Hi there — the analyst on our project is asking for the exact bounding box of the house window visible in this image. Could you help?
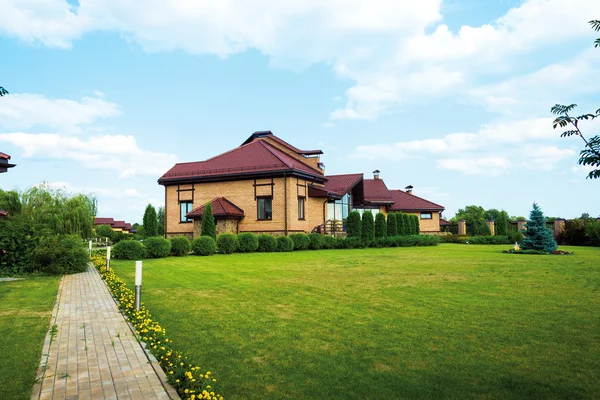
[298,197,305,220]
[420,212,432,220]
[180,201,193,223]
[257,197,272,220]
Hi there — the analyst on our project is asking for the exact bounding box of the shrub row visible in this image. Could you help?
[91,256,224,400]
[439,235,513,244]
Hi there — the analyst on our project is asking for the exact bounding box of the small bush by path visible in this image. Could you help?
[192,236,217,256]
[170,236,192,256]
[113,240,146,260]
[144,237,172,258]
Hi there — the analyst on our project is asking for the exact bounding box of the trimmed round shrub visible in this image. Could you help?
[144,236,172,258]
[192,236,216,256]
[322,235,336,249]
[170,236,192,256]
[276,236,294,252]
[237,232,259,252]
[334,237,348,249]
[257,234,277,252]
[113,240,146,260]
[289,233,310,250]
[33,235,89,274]
[217,233,237,254]
[308,233,324,250]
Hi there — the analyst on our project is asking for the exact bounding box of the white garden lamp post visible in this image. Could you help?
[88,240,92,256]
[106,246,111,271]
[134,261,142,310]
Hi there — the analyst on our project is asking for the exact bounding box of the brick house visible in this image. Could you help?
[158,131,445,239]
[94,217,134,234]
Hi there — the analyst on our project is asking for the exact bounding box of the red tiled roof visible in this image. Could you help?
[0,210,8,217]
[112,220,127,229]
[322,173,363,197]
[363,179,394,204]
[159,140,324,184]
[388,190,445,211]
[124,223,132,231]
[440,218,452,226]
[0,152,11,160]
[95,217,115,225]
[187,197,244,219]
[241,131,323,155]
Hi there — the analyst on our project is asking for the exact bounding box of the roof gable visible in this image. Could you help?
[95,217,115,225]
[363,179,393,204]
[187,197,244,219]
[322,173,363,197]
[159,140,324,184]
[388,190,444,211]
[241,131,323,156]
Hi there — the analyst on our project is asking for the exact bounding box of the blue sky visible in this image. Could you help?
[1,0,599,223]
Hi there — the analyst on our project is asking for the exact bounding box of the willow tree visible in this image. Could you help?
[0,189,22,215]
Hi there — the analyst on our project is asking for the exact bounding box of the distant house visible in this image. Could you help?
[159,131,446,239]
[94,217,134,234]
[0,151,16,173]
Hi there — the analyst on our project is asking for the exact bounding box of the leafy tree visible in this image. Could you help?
[551,21,600,179]
[386,212,397,236]
[201,202,216,239]
[0,189,22,215]
[495,211,509,236]
[483,208,501,222]
[347,211,362,238]
[361,211,375,245]
[142,204,158,238]
[520,203,558,252]
[0,86,7,96]
[375,213,387,238]
[95,224,114,239]
[157,206,165,236]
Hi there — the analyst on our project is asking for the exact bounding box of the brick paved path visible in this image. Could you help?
[31,266,178,400]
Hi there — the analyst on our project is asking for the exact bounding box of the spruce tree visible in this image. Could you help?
[143,204,158,238]
[396,213,405,235]
[375,213,387,238]
[361,211,375,245]
[414,215,420,235]
[496,211,509,236]
[347,211,362,238]
[387,212,398,236]
[402,213,412,235]
[520,203,557,252]
[201,202,216,239]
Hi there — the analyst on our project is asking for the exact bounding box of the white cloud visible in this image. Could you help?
[0,132,178,178]
[38,181,142,199]
[437,157,511,176]
[0,93,119,133]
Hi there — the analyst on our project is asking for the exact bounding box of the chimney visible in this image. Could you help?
[373,169,380,180]
[405,185,413,195]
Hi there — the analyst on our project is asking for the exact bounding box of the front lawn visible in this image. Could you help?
[0,276,61,400]
[110,244,600,400]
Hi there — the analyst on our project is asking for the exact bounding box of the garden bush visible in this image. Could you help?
[201,202,216,239]
[0,216,37,274]
[289,233,310,250]
[387,213,398,236]
[276,236,294,252]
[33,235,89,274]
[346,211,362,238]
[393,235,440,247]
[322,235,336,249]
[192,236,216,256]
[113,240,147,260]
[375,213,387,238]
[466,235,510,244]
[237,232,259,252]
[397,213,407,235]
[170,236,192,256]
[333,237,348,249]
[144,236,172,258]
[308,233,324,250]
[507,229,524,243]
[346,237,364,249]
[361,211,375,245]
[257,234,277,252]
[217,233,237,254]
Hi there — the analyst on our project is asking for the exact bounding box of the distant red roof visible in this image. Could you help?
[187,197,244,219]
[112,220,127,229]
[0,152,10,160]
[388,190,444,212]
[0,210,8,218]
[124,223,132,231]
[440,218,452,226]
[241,131,323,155]
[0,151,16,172]
[322,173,363,197]
[363,179,394,204]
[95,217,115,225]
[159,140,325,184]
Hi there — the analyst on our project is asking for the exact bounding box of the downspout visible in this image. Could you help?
[284,173,288,235]
[163,185,167,238]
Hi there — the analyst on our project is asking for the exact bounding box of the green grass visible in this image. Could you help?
[111,244,600,400]
[0,276,60,400]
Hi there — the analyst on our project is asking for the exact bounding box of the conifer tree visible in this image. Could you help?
[387,212,398,236]
[414,215,420,235]
[495,211,509,236]
[520,203,558,252]
[157,207,165,236]
[346,211,362,238]
[201,202,216,239]
[361,211,375,245]
[396,213,405,235]
[143,204,158,238]
[375,213,387,238]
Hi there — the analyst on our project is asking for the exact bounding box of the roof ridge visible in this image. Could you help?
[203,141,259,163]
[390,189,444,209]
[258,141,294,169]
[260,141,324,176]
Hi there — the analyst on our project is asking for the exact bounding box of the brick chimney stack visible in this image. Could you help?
[405,185,413,195]
[373,169,380,180]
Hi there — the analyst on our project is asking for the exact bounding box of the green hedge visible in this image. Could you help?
[113,240,147,260]
[217,233,237,254]
[289,233,310,250]
[308,233,324,250]
[257,234,277,252]
[192,236,216,256]
[276,236,294,252]
[144,236,172,258]
[33,235,89,274]
[440,235,510,244]
[237,232,259,252]
[170,236,191,256]
[322,235,336,249]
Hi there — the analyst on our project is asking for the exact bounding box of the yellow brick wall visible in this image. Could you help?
[164,177,326,238]
[403,211,441,232]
